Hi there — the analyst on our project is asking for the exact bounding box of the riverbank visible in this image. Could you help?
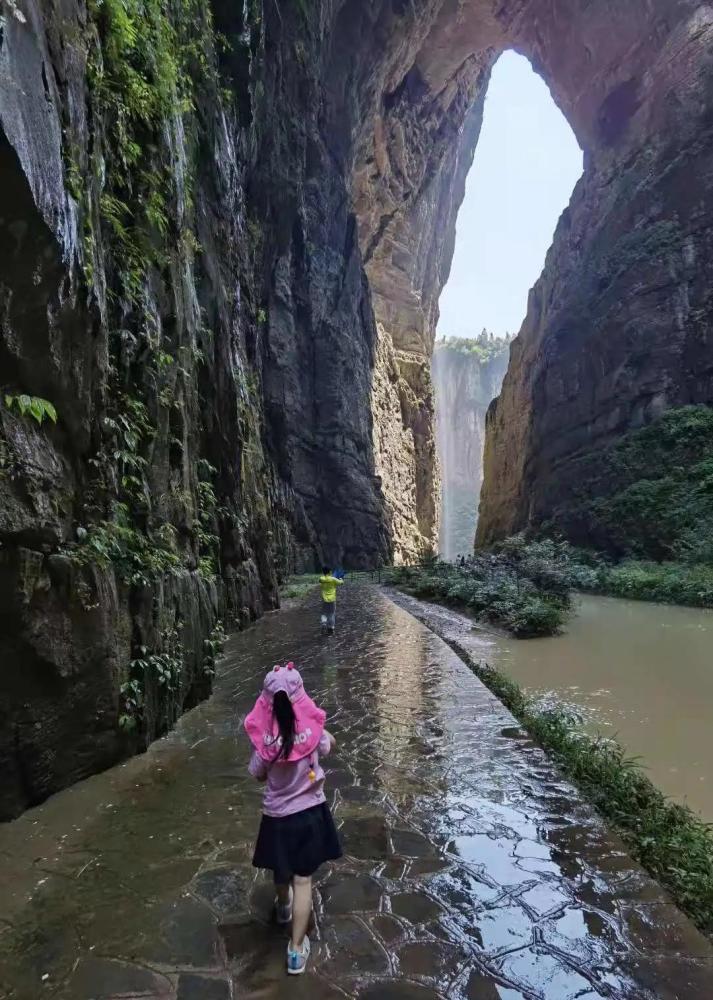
[388,542,574,637]
[388,588,713,939]
[389,534,713,631]
[585,558,713,607]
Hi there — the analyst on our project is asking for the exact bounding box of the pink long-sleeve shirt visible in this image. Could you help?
[249,731,332,817]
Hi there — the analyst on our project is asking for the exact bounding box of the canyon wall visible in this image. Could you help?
[355,42,494,563]
[0,0,482,817]
[433,339,509,559]
[0,0,400,819]
[0,0,291,820]
[3,0,713,817]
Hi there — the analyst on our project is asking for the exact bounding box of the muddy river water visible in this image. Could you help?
[486,594,713,822]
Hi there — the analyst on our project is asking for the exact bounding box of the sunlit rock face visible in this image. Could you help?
[355,55,493,561]
[433,341,509,559]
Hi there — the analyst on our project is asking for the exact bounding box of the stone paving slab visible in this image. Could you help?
[1,585,712,999]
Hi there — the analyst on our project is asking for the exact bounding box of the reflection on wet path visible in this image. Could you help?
[2,586,713,999]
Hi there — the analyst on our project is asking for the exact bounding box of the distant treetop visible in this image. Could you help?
[435,329,514,362]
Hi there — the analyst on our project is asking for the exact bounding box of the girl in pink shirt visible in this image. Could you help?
[245,662,342,975]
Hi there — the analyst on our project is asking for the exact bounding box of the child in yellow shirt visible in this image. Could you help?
[318,567,343,634]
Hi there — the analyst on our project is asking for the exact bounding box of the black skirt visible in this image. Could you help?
[252,802,342,883]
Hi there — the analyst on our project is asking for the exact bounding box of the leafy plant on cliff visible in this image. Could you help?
[202,620,226,677]
[120,622,185,731]
[85,0,226,285]
[4,394,58,426]
[102,394,154,503]
[88,0,171,292]
[118,679,143,731]
[195,471,224,580]
[132,633,183,692]
[77,2,235,587]
[568,405,713,562]
[246,0,262,30]
[72,503,181,587]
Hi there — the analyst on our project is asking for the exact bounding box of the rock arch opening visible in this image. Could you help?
[433,51,583,560]
[354,0,713,560]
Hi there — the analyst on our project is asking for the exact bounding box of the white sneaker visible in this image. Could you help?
[275,887,293,925]
[286,934,310,975]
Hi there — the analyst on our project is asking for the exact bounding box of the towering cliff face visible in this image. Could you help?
[356,51,493,562]
[343,0,713,559]
[0,0,398,819]
[0,0,290,820]
[433,339,509,559]
[3,0,713,817]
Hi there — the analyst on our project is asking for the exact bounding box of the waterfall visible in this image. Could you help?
[433,336,510,560]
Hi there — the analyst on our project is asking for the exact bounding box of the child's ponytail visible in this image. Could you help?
[272,690,296,760]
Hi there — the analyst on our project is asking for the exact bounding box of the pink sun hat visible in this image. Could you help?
[244,662,326,763]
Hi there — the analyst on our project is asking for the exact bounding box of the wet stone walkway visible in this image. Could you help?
[2,586,713,1000]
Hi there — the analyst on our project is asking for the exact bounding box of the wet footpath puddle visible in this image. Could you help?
[2,586,713,999]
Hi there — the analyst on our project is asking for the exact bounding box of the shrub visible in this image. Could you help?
[674,515,713,565]
[500,595,566,638]
[597,560,713,608]
[390,545,572,638]
[395,528,713,620]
